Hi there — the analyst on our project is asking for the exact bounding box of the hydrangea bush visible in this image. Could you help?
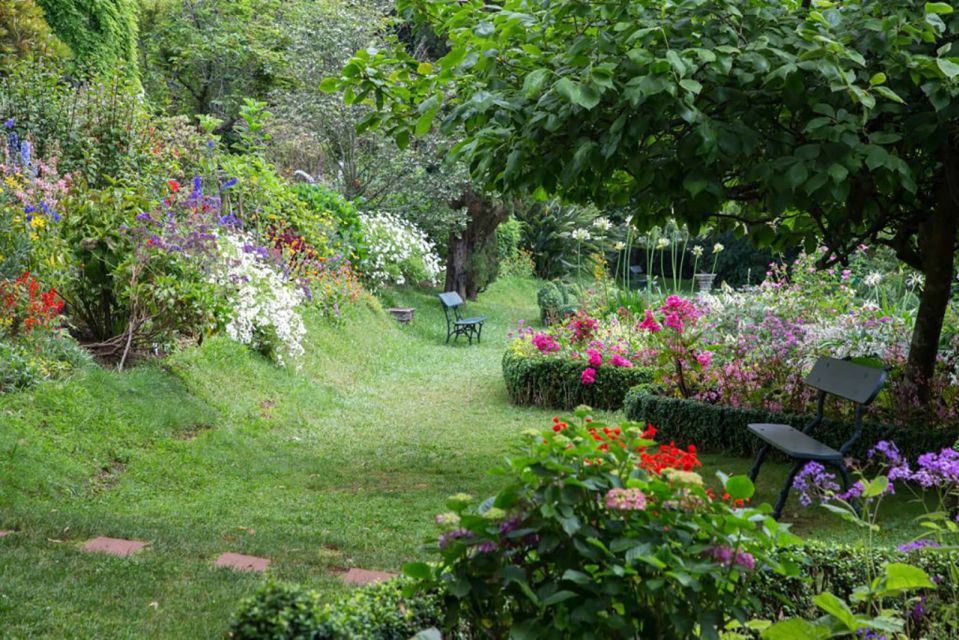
[359,210,442,289]
[402,407,801,640]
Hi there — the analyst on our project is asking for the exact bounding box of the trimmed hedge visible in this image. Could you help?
[756,542,958,635]
[230,545,957,639]
[623,388,958,460]
[230,579,444,640]
[503,351,653,410]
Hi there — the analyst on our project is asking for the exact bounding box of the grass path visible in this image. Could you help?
[0,277,925,638]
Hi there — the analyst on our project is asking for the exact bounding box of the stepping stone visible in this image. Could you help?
[340,568,397,586]
[215,552,270,573]
[82,536,147,557]
[0,530,12,537]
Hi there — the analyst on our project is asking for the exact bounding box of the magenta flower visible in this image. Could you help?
[610,354,633,368]
[638,309,662,333]
[587,348,603,367]
[695,351,712,368]
[581,367,596,385]
[532,332,560,354]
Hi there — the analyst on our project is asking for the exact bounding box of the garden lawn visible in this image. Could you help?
[0,277,929,638]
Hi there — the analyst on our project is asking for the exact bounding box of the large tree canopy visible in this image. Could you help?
[328,0,959,394]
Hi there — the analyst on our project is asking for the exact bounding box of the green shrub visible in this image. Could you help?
[623,388,958,460]
[291,183,367,264]
[230,580,444,640]
[503,351,653,410]
[495,217,522,261]
[755,542,957,634]
[535,282,564,324]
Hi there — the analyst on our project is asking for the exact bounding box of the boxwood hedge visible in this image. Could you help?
[623,388,958,460]
[230,579,444,640]
[503,351,653,410]
[230,545,955,639]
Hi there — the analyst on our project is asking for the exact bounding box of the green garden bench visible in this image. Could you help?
[438,292,486,345]
[747,356,886,519]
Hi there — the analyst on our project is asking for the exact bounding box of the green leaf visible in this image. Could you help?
[926,2,954,14]
[402,562,432,580]
[319,76,339,93]
[417,62,433,75]
[869,72,887,86]
[874,86,906,104]
[523,69,550,97]
[666,50,687,75]
[828,163,849,184]
[553,78,602,110]
[683,174,709,197]
[882,562,937,593]
[812,592,859,631]
[679,78,702,94]
[725,475,755,501]
[762,618,832,639]
[862,475,889,498]
[414,109,437,137]
[936,57,959,79]
[541,590,578,606]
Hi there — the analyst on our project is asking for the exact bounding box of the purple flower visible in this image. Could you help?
[793,461,840,506]
[221,177,238,190]
[136,212,152,222]
[912,448,959,488]
[3,117,13,128]
[855,630,886,640]
[734,551,755,570]
[438,528,473,549]
[477,541,497,554]
[19,140,30,165]
[897,539,941,553]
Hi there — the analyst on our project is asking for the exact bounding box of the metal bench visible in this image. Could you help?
[747,356,886,519]
[438,292,487,345]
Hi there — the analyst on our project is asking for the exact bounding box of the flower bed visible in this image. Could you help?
[503,311,655,409]
[623,389,958,460]
[228,543,958,640]
[503,350,652,410]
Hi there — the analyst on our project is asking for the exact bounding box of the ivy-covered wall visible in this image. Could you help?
[35,0,138,78]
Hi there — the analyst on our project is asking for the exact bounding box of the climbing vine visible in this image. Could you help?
[34,0,138,78]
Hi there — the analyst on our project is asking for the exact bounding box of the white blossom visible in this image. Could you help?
[591,217,612,232]
[359,211,442,289]
[571,228,592,242]
[712,243,725,254]
[864,271,883,287]
[212,234,306,367]
[691,245,704,257]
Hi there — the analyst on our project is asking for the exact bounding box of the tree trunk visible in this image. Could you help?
[906,155,959,399]
[445,190,508,300]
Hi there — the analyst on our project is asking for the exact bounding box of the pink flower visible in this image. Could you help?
[532,332,560,354]
[581,367,596,385]
[604,488,647,511]
[587,348,603,367]
[611,354,633,368]
[638,309,662,333]
[663,312,683,333]
[696,351,712,368]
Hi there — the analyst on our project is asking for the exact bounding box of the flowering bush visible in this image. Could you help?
[780,441,959,639]
[359,211,442,289]
[212,234,307,367]
[403,407,800,639]
[0,271,63,337]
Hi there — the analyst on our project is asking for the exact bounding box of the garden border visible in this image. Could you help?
[623,388,958,460]
[503,351,653,410]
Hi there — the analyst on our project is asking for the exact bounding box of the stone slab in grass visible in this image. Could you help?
[215,552,270,573]
[82,536,147,557]
[0,530,13,537]
[340,568,397,586]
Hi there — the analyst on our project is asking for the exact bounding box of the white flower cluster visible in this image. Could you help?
[212,234,306,367]
[359,211,442,288]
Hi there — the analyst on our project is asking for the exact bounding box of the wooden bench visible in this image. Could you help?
[438,292,487,345]
[747,356,886,519]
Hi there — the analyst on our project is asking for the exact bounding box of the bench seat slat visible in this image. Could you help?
[747,423,842,461]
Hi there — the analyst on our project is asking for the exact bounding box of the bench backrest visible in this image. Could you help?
[438,292,464,309]
[804,357,886,406]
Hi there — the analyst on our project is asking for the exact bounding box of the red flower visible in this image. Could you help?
[168,179,180,193]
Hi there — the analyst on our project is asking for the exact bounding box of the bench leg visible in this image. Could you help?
[477,323,483,344]
[748,445,770,483]
[773,461,804,520]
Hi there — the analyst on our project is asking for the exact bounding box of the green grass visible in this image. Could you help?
[0,276,929,638]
